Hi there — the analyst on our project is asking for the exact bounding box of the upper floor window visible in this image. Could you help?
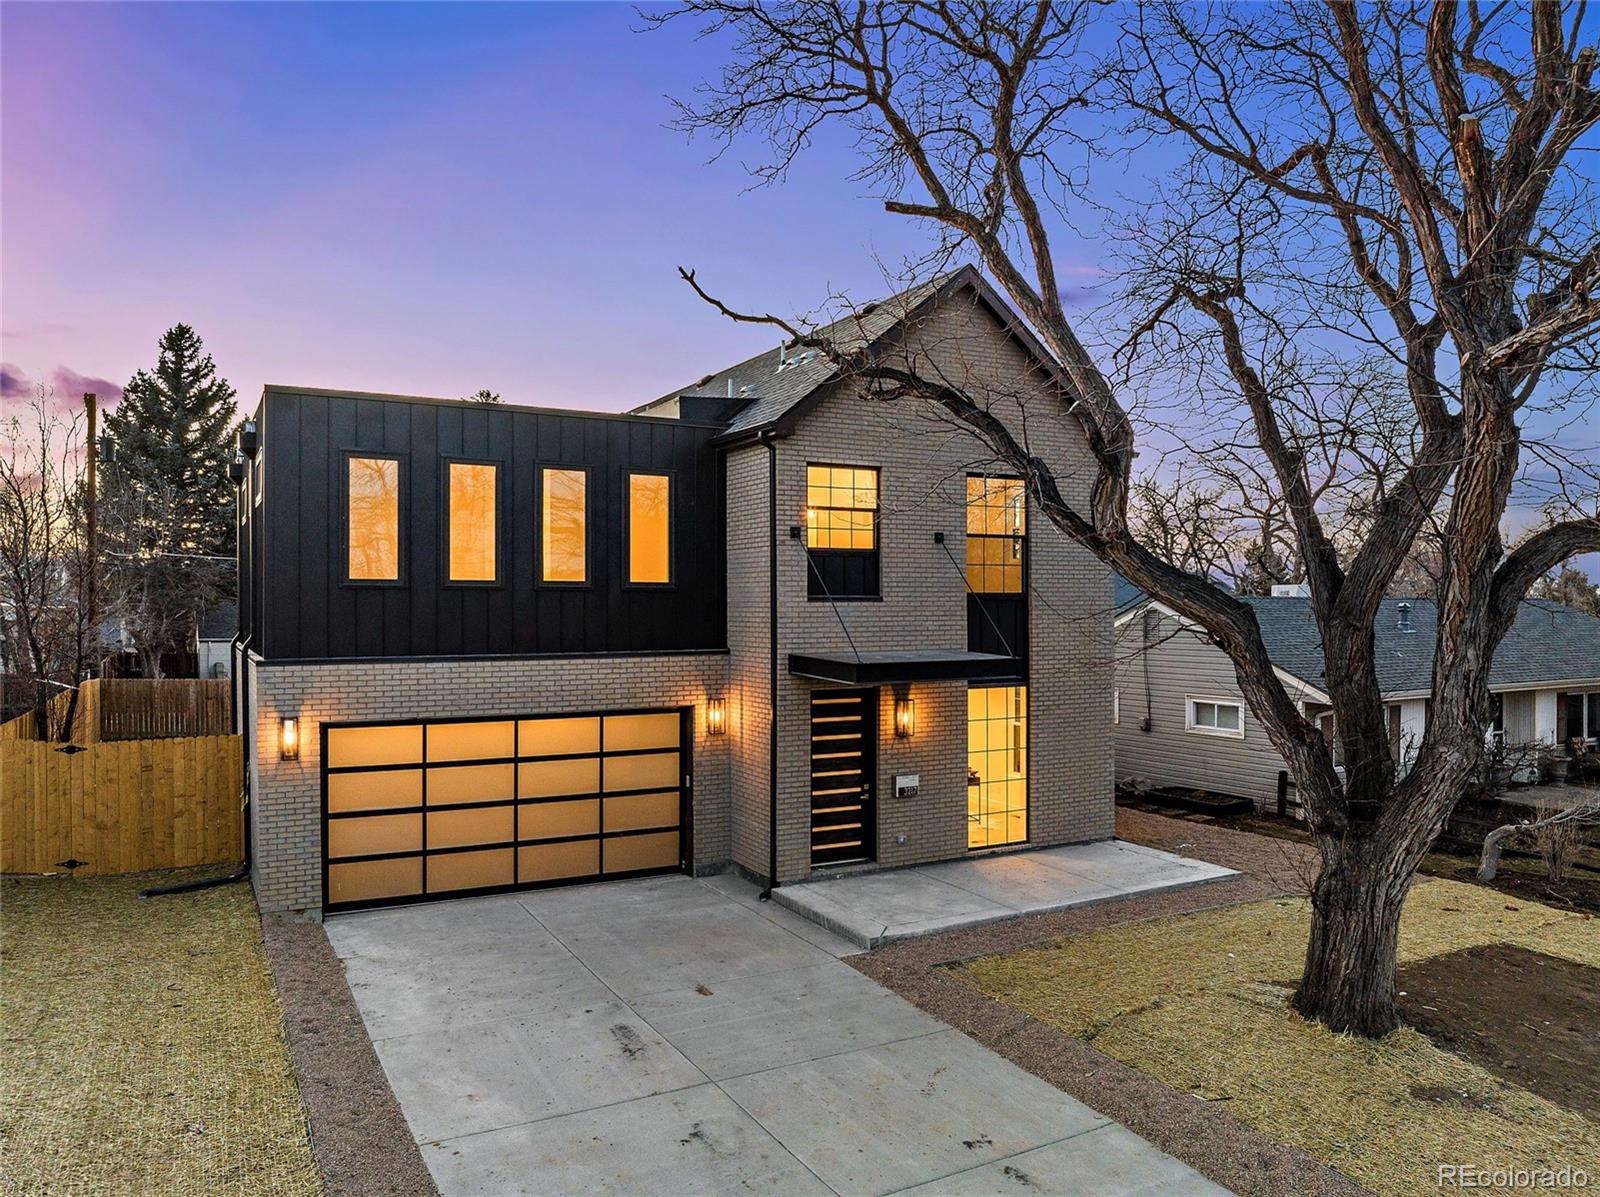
[346,454,401,583]
[966,476,1025,594]
[627,472,671,585]
[806,464,879,599]
[447,461,498,584]
[541,467,587,583]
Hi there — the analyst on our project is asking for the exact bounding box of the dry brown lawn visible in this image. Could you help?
[955,878,1600,1197]
[1,869,322,1196]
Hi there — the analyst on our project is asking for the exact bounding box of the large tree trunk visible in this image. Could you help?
[1292,837,1411,1035]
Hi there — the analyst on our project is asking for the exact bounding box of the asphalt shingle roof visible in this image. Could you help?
[197,603,238,642]
[635,271,962,437]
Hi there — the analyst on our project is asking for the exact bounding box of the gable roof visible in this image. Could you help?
[1121,576,1600,696]
[634,265,1079,444]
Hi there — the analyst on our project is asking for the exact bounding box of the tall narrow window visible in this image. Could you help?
[968,685,1027,849]
[447,461,498,583]
[346,455,400,582]
[627,472,671,584]
[966,476,1025,593]
[541,467,587,583]
[806,464,879,598]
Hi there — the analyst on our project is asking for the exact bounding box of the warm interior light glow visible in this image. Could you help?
[347,456,400,581]
[542,468,587,582]
[893,691,915,738]
[707,697,727,735]
[280,716,300,760]
[628,473,671,583]
[448,462,498,582]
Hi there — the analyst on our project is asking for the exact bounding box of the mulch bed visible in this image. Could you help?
[261,921,438,1197]
[1399,943,1600,1121]
[850,809,1368,1197]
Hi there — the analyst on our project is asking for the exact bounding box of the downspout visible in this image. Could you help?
[760,430,780,901]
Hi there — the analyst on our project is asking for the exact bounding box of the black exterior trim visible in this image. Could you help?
[442,456,506,588]
[788,650,1019,685]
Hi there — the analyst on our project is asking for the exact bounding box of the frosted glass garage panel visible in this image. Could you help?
[428,848,514,893]
[604,831,679,874]
[428,805,514,849]
[603,791,679,832]
[427,721,514,762]
[518,757,599,798]
[519,798,598,841]
[603,751,679,793]
[327,724,423,769]
[519,840,598,883]
[326,813,422,859]
[602,712,680,752]
[519,716,600,757]
[329,857,422,904]
[426,763,515,806]
[327,769,422,814]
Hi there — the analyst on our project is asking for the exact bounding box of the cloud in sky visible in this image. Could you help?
[0,363,122,412]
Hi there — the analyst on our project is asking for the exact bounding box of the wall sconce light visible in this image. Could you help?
[707,698,727,736]
[279,716,300,761]
[893,687,916,739]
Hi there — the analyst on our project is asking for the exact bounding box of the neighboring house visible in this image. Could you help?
[1114,584,1600,811]
[195,604,237,679]
[235,267,1115,916]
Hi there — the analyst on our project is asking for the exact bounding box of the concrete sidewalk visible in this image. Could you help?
[326,872,1233,1197]
[772,840,1238,948]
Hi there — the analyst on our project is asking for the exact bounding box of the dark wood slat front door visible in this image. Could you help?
[810,689,876,867]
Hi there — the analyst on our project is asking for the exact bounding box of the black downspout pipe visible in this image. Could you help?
[760,431,780,901]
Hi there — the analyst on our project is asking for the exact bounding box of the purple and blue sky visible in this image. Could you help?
[3,3,1594,572]
[2,2,946,415]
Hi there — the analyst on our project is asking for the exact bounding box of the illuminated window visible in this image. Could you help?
[346,455,401,582]
[966,476,1025,594]
[968,685,1027,849]
[806,464,879,599]
[447,461,498,583]
[541,468,587,583]
[628,473,671,584]
[806,465,878,549]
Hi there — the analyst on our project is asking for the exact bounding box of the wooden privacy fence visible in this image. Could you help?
[0,678,232,744]
[1,734,243,875]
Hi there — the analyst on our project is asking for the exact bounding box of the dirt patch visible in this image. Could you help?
[260,920,438,1197]
[0,869,322,1196]
[1399,943,1600,1121]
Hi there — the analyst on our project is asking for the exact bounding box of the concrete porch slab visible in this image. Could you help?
[771,840,1238,948]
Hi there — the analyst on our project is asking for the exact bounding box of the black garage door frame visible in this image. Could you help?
[320,706,693,913]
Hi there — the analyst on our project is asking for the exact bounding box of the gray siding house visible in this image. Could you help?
[1114,585,1600,811]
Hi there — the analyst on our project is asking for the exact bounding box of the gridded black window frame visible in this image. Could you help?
[321,707,691,912]
[805,462,881,601]
[964,474,1027,596]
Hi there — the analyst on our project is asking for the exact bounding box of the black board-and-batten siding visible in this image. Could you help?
[250,389,727,661]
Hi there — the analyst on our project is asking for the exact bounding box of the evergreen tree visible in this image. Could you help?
[104,324,238,558]
[101,324,237,675]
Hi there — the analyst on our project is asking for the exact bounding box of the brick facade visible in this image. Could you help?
[245,284,1113,914]
[247,652,729,913]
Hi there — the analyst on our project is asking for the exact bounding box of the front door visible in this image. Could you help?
[809,688,877,867]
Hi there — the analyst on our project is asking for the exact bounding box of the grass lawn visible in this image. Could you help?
[955,878,1599,1197]
[1,869,322,1196]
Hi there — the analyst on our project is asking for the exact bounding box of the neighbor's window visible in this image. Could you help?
[965,476,1025,593]
[1187,697,1243,738]
[806,464,879,599]
[628,473,671,584]
[541,467,587,583]
[447,461,498,583]
[347,455,401,582]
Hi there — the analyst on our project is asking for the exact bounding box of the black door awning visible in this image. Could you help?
[787,649,1021,686]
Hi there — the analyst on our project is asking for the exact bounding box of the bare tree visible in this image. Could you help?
[0,389,96,739]
[657,0,1600,1034]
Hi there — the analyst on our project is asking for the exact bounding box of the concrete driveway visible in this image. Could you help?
[326,872,1230,1197]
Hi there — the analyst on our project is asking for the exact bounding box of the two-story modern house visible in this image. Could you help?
[235,267,1114,916]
